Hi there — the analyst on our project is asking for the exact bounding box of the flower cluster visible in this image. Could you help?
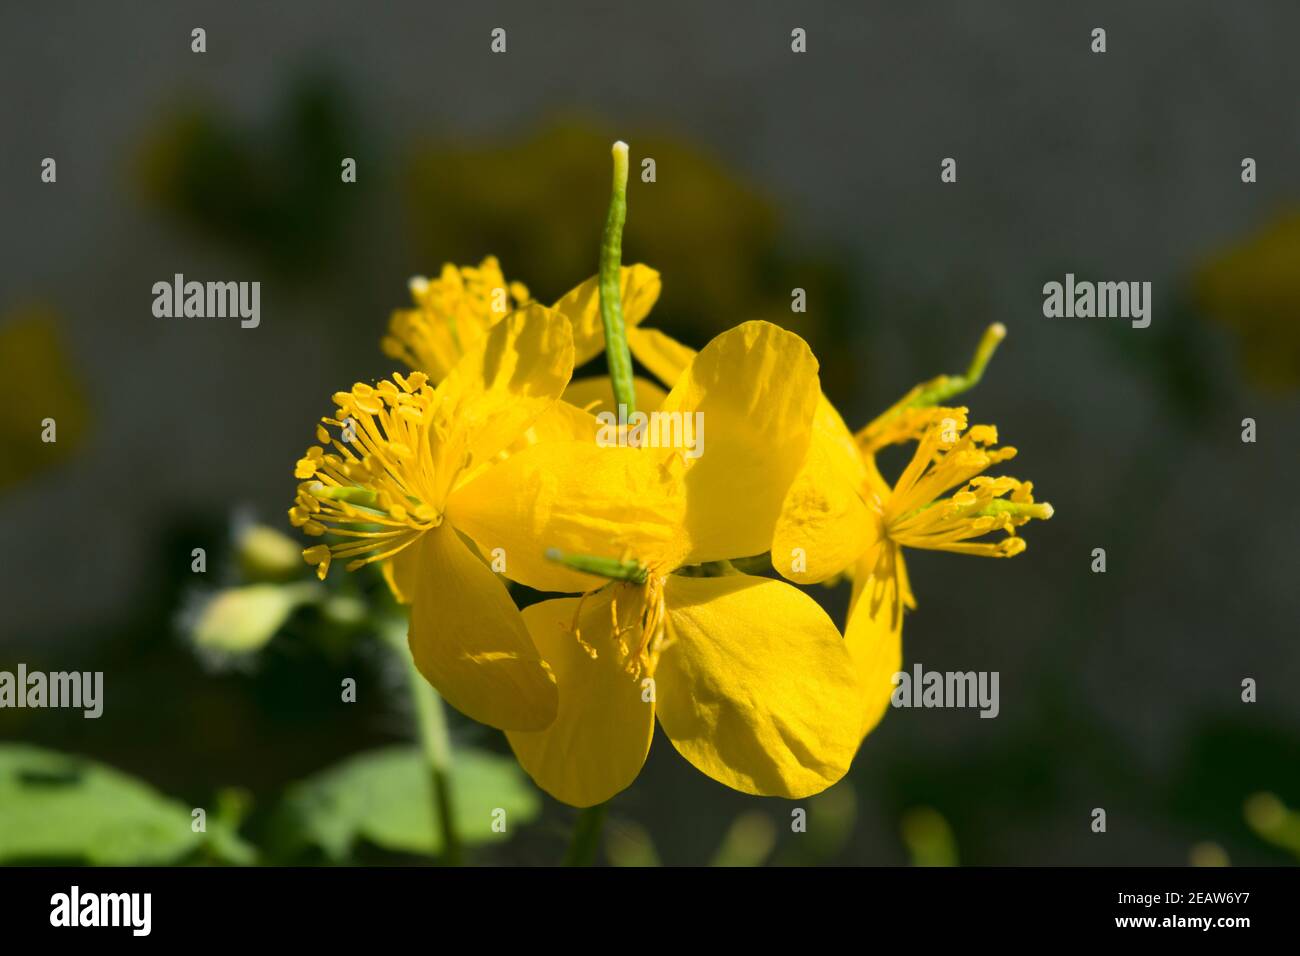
[289,148,1053,808]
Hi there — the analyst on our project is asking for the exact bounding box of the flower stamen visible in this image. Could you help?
[881,409,1052,559]
[289,372,451,579]
[382,257,531,381]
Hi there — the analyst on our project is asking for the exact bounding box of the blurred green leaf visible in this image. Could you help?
[710,811,777,867]
[771,782,859,865]
[1244,793,1300,861]
[1166,717,1300,858]
[275,745,539,862]
[136,71,359,279]
[1098,294,1219,426]
[605,818,661,867]
[1189,841,1231,867]
[901,806,958,867]
[0,744,252,865]
[206,787,258,865]
[806,782,858,860]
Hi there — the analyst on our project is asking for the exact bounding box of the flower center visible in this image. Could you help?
[289,372,448,579]
[880,408,1052,557]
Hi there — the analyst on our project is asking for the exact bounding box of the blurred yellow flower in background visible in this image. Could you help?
[0,308,90,493]
[403,121,841,352]
[1196,209,1300,390]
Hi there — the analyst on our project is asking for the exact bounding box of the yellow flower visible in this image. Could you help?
[383,258,677,446]
[383,255,664,385]
[456,321,865,806]
[532,261,702,424]
[381,256,532,382]
[602,321,1053,741]
[383,257,683,452]
[772,388,1053,740]
[289,305,577,732]
[550,262,664,370]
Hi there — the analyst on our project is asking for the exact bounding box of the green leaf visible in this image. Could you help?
[0,744,254,865]
[276,745,540,862]
[709,811,776,867]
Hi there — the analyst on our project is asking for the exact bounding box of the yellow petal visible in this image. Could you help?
[382,306,462,382]
[553,264,662,367]
[847,541,912,739]
[449,441,687,593]
[657,321,820,564]
[814,394,870,487]
[512,400,602,448]
[382,257,523,381]
[432,303,574,494]
[379,544,420,604]
[772,396,878,584]
[626,325,696,390]
[507,590,656,807]
[563,375,668,415]
[862,448,893,502]
[655,574,862,798]
[408,523,558,731]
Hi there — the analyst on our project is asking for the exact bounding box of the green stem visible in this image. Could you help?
[310,484,379,507]
[563,803,608,866]
[859,323,1008,450]
[384,618,462,865]
[555,142,636,870]
[409,661,461,866]
[726,553,775,576]
[907,322,1006,408]
[600,141,636,415]
[545,547,647,584]
[675,559,739,577]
